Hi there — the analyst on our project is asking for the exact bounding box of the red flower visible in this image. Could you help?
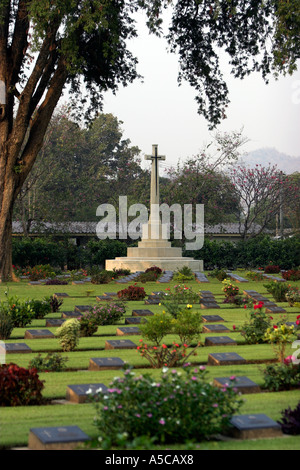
[273,325,278,329]
[162,344,167,349]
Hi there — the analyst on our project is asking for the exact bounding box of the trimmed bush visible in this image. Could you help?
[55,319,81,352]
[0,363,44,406]
[93,365,244,447]
[117,285,146,301]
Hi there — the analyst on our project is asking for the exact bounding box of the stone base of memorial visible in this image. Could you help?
[228,414,282,439]
[28,426,90,450]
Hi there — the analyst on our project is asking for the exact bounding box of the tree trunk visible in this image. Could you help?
[0,179,15,282]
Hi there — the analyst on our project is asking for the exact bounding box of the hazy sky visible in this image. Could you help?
[102,12,300,173]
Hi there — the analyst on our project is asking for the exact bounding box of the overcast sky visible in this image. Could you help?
[101,11,300,173]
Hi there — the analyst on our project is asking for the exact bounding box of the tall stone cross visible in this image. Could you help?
[145,144,166,207]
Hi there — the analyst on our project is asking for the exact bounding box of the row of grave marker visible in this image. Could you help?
[5,283,295,450]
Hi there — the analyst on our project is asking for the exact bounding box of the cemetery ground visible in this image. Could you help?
[0,272,300,451]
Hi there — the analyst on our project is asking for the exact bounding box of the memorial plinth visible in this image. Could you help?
[106,145,203,272]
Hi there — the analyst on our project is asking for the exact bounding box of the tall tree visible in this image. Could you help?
[229,163,299,239]
[1,1,299,280]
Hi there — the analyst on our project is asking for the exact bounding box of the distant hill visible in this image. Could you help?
[239,148,300,174]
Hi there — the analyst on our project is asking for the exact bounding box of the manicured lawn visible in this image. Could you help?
[1,271,300,450]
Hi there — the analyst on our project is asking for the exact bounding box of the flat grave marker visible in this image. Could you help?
[66,384,108,404]
[105,339,137,350]
[125,317,147,325]
[203,324,231,333]
[96,296,109,301]
[116,327,141,336]
[132,309,154,317]
[88,357,125,371]
[195,272,210,283]
[265,306,287,314]
[104,292,118,297]
[74,305,91,313]
[0,342,32,354]
[202,315,225,323]
[213,376,261,394]
[28,426,90,450]
[229,414,282,439]
[226,273,249,283]
[61,311,82,319]
[54,293,69,298]
[24,329,55,339]
[200,301,220,310]
[208,352,246,366]
[28,281,41,285]
[72,281,85,285]
[205,336,237,346]
[145,296,161,305]
[46,319,65,327]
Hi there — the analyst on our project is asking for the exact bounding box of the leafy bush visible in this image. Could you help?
[159,285,200,319]
[208,268,227,281]
[0,363,44,406]
[264,264,280,274]
[93,365,244,447]
[0,294,34,328]
[145,266,162,274]
[222,279,239,299]
[26,298,52,319]
[282,269,300,281]
[0,309,14,340]
[173,266,194,281]
[262,362,300,392]
[55,319,81,352]
[91,270,114,284]
[240,302,272,344]
[47,294,63,313]
[246,271,264,281]
[79,313,98,337]
[264,322,297,363]
[117,285,146,301]
[135,271,160,283]
[279,402,300,435]
[137,306,202,368]
[28,353,68,372]
[263,281,289,302]
[112,268,131,278]
[285,286,300,306]
[45,278,68,285]
[90,303,126,326]
[12,238,66,268]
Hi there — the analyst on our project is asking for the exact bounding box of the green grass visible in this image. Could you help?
[1,271,300,450]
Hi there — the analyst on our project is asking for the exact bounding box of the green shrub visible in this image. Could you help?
[173,266,194,281]
[55,319,81,352]
[79,313,99,337]
[90,303,126,326]
[138,312,173,346]
[263,281,289,302]
[285,286,300,306]
[208,268,228,281]
[47,294,63,313]
[91,270,114,284]
[0,309,14,340]
[28,353,68,372]
[93,365,244,447]
[135,271,160,283]
[240,302,272,344]
[262,362,300,392]
[246,271,264,281]
[0,363,44,406]
[27,299,52,319]
[12,238,66,268]
[1,294,34,328]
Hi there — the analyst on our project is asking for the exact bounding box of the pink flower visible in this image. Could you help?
[159,418,165,425]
